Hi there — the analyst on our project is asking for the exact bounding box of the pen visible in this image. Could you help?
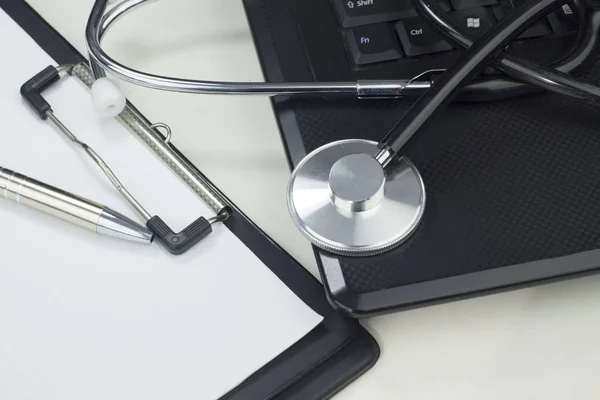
[0,166,153,244]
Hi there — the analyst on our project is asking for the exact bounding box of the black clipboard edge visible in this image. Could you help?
[3,1,83,65]
[274,328,379,400]
[2,1,380,399]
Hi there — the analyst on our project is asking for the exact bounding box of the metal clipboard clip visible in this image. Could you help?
[21,63,230,255]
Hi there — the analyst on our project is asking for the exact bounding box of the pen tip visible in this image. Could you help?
[97,209,153,244]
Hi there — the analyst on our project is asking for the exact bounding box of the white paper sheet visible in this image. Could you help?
[0,10,322,400]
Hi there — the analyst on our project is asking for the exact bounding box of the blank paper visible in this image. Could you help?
[0,9,322,400]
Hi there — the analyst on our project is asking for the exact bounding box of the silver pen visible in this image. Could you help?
[0,166,153,244]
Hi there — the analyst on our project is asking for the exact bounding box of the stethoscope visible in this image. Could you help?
[86,0,600,257]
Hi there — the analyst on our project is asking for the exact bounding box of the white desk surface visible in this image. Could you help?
[24,1,600,399]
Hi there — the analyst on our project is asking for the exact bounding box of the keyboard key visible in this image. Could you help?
[493,6,552,39]
[449,7,496,38]
[547,4,577,34]
[395,17,453,56]
[346,23,404,64]
[449,0,497,10]
[333,0,416,28]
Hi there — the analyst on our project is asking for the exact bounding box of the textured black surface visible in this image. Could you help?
[295,79,600,294]
[246,0,600,303]
[307,61,600,295]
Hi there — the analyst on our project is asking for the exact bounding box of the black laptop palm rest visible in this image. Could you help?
[243,0,600,317]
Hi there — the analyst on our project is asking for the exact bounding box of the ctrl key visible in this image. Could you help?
[346,23,404,65]
[396,17,453,56]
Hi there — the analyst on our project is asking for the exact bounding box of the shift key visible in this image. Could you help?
[334,0,416,28]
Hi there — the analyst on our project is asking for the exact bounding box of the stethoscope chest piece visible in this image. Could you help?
[287,139,426,256]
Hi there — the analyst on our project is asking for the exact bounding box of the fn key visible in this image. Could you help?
[346,23,403,65]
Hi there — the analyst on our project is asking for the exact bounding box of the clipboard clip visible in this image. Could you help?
[21,65,229,255]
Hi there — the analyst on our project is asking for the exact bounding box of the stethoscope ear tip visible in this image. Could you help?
[287,139,426,257]
[91,77,126,118]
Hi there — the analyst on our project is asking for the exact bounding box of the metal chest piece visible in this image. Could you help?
[287,139,426,256]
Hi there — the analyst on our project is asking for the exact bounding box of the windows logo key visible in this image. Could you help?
[466,17,481,29]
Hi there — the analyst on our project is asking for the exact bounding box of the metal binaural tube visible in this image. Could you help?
[85,0,430,97]
[87,0,358,95]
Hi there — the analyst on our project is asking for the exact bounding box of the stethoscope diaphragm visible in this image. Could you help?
[286,139,426,257]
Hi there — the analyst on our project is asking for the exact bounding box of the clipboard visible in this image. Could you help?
[0,2,380,399]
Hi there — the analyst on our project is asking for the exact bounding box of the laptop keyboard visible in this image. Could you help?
[333,0,577,66]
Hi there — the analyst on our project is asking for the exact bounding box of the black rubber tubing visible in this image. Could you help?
[379,0,586,155]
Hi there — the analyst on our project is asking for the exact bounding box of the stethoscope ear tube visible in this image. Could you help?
[417,0,600,103]
[87,0,600,104]
[85,0,427,98]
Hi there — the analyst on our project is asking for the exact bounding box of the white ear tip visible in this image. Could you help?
[91,78,126,118]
